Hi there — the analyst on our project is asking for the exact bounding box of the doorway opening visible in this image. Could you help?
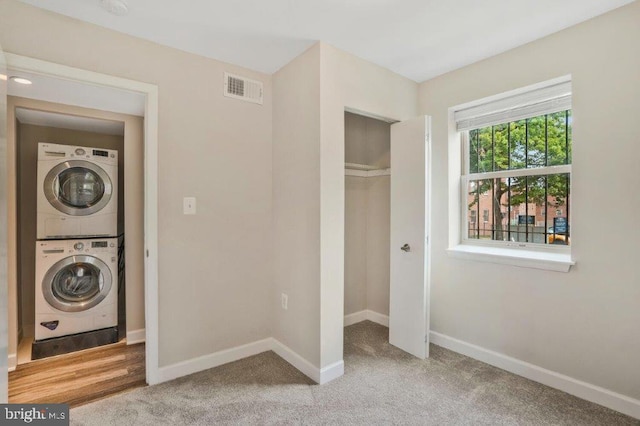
[341,110,431,365]
[3,54,159,404]
[13,107,140,365]
[343,111,392,331]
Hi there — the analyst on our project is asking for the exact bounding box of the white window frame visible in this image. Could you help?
[447,76,575,272]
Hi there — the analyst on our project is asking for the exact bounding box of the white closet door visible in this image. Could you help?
[0,42,8,403]
[389,116,430,359]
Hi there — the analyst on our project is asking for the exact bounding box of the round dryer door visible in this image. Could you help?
[44,159,113,216]
[42,255,113,313]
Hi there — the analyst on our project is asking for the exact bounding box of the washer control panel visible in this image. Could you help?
[38,238,118,256]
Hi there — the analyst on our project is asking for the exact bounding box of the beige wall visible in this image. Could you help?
[344,176,367,315]
[17,122,124,335]
[6,96,145,357]
[273,43,416,370]
[345,112,391,168]
[365,176,390,316]
[319,43,418,368]
[0,1,273,367]
[272,44,322,366]
[344,175,390,317]
[418,2,640,400]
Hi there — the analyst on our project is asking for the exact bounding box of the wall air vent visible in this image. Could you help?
[224,72,263,105]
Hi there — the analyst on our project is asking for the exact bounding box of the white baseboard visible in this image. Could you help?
[271,338,322,383]
[344,310,389,327]
[126,328,146,345]
[156,337,344,386]
[366,310,390,327]
[8,353,17,372]
[270,338,344,385]
[430,331,640,420]
[320,360,344,384]
[344,310,368,326]
[157,338,272,383]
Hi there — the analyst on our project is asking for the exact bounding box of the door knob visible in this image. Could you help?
[401,243,410,252]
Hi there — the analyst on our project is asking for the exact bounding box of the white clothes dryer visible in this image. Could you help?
[37,143,118,239]
[35,238,118,341]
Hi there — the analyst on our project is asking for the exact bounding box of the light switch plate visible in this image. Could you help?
[183,197,196,215]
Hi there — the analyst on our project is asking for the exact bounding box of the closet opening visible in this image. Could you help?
[344,111,392,335]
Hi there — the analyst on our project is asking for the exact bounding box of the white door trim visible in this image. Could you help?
[3,53,160,385]
[0,44,7,404]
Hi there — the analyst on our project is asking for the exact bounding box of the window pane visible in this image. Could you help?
[467,178,506,241]
[507,176,526,243]
[467,173,570,245]
[547,111,568,166]
[477,127,492,173]
[527,116,546,168]
[467,180,480,238]
[547,173,570,245]
[469,129,478,173]
[493,123,508,171]
[467,110,572,171]
[525,176,547,243]
[509,120,526,170]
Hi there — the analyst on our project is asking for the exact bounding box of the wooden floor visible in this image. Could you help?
[9,341,146,407]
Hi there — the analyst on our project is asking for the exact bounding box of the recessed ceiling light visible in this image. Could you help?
[9,76,32,85]
[0,74,7,81]
[99,0,129,16]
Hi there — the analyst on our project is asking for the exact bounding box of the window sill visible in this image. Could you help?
[447,244,574,272]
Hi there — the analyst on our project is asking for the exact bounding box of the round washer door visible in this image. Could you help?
[43,159,113,216]
[42,255,113,313]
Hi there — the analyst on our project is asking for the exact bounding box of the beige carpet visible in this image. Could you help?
[71,321,637,425]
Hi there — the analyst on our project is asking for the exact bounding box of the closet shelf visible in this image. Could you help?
[345,162,379,171]
[345,163,391,177]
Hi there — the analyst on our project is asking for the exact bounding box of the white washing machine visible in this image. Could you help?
[35,238,118,341]
[37,142,118,239]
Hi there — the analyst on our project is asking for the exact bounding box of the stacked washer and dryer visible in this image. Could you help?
[33,142,120,357]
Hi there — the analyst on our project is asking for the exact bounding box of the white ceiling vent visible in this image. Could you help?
[224,72,263,105]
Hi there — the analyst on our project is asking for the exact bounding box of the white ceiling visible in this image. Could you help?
[18,0,634,82]
[15,108,125,136]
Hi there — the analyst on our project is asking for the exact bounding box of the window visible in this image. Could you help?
[448,77,574,272]
[463,110,571,248]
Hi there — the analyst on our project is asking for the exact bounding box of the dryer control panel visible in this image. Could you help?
[39,142,118,164]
